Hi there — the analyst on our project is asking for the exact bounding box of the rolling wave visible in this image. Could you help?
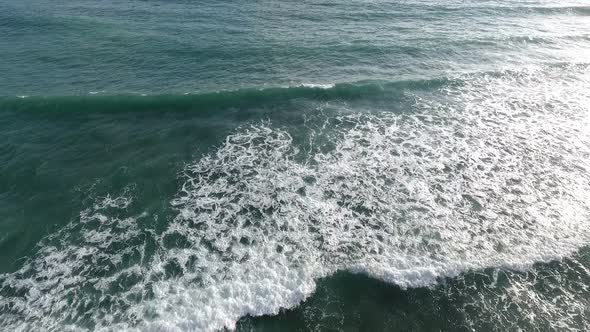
[0,79,443,114]
[2,62,589,114]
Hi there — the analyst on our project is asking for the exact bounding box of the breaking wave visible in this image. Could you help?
[1,64,590,331]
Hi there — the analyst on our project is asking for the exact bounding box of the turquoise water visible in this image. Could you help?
[2,1,590,331]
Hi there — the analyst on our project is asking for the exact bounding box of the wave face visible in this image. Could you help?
[0,80,437,114]
[2,64,590,331]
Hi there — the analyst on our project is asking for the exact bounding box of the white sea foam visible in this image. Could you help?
[1,64,590,331]
[298,83,337,89]
[142,64,590,331]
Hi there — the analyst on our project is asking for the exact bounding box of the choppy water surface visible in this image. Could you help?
[1,1,590,331]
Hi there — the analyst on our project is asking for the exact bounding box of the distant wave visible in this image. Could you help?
[524,5,590,16]
[419,4,590,16]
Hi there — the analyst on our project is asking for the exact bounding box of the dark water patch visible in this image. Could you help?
[235,270,467,332]
[237,247,590,332]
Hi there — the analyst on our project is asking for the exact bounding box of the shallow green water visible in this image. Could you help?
[2,1,590,331]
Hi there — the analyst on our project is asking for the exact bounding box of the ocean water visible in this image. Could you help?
[2,0,590,331]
